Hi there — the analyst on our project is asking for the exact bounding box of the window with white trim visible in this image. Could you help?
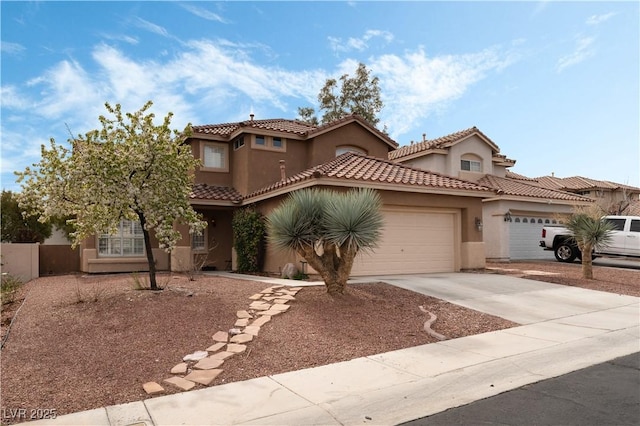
[98,220,144,257]
[202,142,229,172]
[461,159,482,172]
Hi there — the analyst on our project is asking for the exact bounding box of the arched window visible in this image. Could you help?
[336,145,367,156]
[545,219,550,224]
[515,218,521,223]
[523,218,528,223]
[460,153,482,172]
[537,219,543,224]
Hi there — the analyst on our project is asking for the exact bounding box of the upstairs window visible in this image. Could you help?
[233,136,245,150]
[336,145,367,156]
[461,159,482,172]
[98,220,144,257]
[252,135,286,151]
[202,142,229,172]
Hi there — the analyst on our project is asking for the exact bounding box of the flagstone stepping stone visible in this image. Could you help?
[194,357,225,370]
[183,350,209,362]
[212,331,228,342]
[256,310,282,316]
[184,369,223,386]
[143,382,164,395]
[237,310,252,319]
[262,296,277,301]
[229,333,253,344]
[206,342,226,353]
[249,293,263,300]
[170,363,188,374]
[251,316,271,327]
[270,304,290,312]
[249,302,271,311]
[234,318,250,327]
[163,376,196,391]
[276,294,295,301]
[244,325,260,336]
[289,287,302,291]
[273,298,289,304]
[210,351,235,361]
[226,343,247,353]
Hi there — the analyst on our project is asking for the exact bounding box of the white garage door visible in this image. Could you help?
[509,216,555,260]
[350,209,456,276]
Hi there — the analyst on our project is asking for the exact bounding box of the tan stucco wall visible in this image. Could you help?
[255,187,486,276]
[402,154,447,175]
[81,248,169,273]
[309,123,392,166]
[1,243,39,282]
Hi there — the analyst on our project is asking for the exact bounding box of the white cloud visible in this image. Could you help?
[99,33,139,45]
[134,17,169,37]
[181,4,228,23]
[556,35,595,73]
[586,12,616,25]
[329,29,394,54]
[371,46,519,138]
[1,41,26,55]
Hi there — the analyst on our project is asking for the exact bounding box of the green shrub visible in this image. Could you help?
[232,207,266,273]
[1,273,23,305]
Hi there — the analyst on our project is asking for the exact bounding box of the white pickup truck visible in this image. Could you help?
[539,215,640,262]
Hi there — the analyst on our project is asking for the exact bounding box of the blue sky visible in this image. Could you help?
[2,1,639,192]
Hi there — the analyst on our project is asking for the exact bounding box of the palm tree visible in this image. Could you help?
[267,188,383,295]
[565,209,614,279]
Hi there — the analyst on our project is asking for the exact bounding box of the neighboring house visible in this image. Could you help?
[525,174,640,214]
[79,115,493,276]
[389,127,593,261]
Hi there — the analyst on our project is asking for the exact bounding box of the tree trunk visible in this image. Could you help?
[581,243,594,280]
[138,212,159,290]
[297,243,358,295]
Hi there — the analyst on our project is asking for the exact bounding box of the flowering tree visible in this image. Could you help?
[15,101,206,290]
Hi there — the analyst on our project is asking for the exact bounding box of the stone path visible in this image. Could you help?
[142,285,302,395]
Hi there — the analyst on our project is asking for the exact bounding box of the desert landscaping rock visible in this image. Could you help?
[236,310,252,319]
[163,376,196,391]
[273,298,290,304]
[194,357,225,370]
[170,363,188,374]
[184,369,223,386]
[226,344,247,353]
[142,382,164,395]
[244,325,260,336]
[249,294,263,300]
[249,301,271,311]
[206,342,226,353]
[276,294,295,301]
[183,350,209,362]
[211,331,229,342]
[230,333,253,344]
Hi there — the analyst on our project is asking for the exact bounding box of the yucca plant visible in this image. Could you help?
[267,188,383,295]
[565,206,614,279]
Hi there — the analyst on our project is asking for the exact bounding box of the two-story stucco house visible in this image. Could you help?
[79,115,493,277]
[389,127,594,261]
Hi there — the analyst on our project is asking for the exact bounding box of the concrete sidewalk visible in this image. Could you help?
[28,273,639,426]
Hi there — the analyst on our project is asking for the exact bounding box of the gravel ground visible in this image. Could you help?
[1,260,638,423]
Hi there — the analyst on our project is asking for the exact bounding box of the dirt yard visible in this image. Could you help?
[1,260,638,423]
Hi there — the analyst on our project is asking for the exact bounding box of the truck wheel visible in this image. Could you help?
[554,243,577,263]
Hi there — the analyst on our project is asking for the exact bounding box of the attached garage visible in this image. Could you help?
[350,208,458,276]
[509,215,556,260]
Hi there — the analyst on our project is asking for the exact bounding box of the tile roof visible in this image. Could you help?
[389,126,500,160]
[246,152,492,199]
[191,114,397,147]
[478,175,593,202]
[192,118,315,137]
[190,183,243,203]
[534,175,640,192]
[505,170,538,181]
